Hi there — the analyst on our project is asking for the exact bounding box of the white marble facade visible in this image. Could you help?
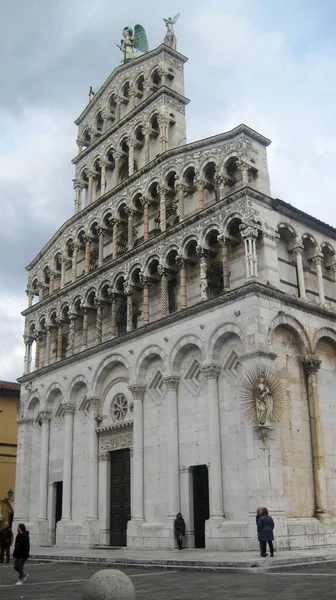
[16,33,336,551]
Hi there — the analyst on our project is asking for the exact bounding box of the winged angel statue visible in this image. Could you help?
[117,25,149,63]
[163,13,180,50]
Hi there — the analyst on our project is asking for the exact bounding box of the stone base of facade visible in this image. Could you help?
[55,519,98,548]
[127,518,176,549]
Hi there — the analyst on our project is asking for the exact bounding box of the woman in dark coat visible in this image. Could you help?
[257,508,274,557]
[174,513,186,550]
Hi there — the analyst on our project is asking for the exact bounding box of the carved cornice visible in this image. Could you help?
[18,280,336,385]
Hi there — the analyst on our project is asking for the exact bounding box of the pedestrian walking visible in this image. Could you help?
[13,523,30,585]
[257,507,274,557]
[174,512,186,550]
[0,521,13,563]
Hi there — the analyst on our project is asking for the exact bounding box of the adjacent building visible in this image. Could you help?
[0,380,19,526]
[16,23,336,550]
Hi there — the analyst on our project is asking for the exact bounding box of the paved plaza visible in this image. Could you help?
[1,561,336,599]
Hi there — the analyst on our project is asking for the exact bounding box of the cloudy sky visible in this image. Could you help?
[1,0,335,381]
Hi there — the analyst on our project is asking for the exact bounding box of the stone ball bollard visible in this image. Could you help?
[83,569,136,600]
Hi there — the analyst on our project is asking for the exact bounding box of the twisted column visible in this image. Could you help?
[68,313,76,356]
[158,185,167,232]
[62,403,75,520]
[196,246,208,300]
[97,228,105,268]
[38,411,51,519]
[175,181,186,221]
[128,385,146,520]
[157,264,168,317]
[140,274,149,325]
[303,355,328,517]
[112,220,120,259]
[95,299,103,344]
[143,125,150,163]
[99,160,107,194]
[128,139,135,177]
[201,365,223,517]
[163,377,180,515]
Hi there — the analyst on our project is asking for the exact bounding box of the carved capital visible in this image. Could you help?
[303,354,321,375]
[200,364,221,379]
[128,385,146,400]
[240,223,259,240]
[37,410,51,424]
[163,376,180,391]
[87,396,101,414]
[123,281,134,295]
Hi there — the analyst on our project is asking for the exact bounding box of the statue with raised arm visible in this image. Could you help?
[116,25,149,63]
[163,13,180,50]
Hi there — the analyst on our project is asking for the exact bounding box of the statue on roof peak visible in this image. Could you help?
[163,13,180,50]
[116,25,149,63]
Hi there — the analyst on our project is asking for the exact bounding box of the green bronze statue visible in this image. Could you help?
[116,25,149,63]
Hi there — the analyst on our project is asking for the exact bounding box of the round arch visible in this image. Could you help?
[169,334,205,374]
[268,314,311,356]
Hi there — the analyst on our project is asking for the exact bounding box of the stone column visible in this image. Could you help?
[76,136,84,154]
[56,320,63,361]
[163,377,181,515]
[237,158,250,186]
[99,160,107,195]
[97,228,105,268]
[38,410,51,520]
[68,313,76,356]
[26,289,33,308]
[23,336,30,374]
[49,270,55,295]
[62,403,75,520]
[108,289,117,338]
[128,139,135,177]
[34,335,40,370]
[158,185,167,232]
[201,365,224,517]
[303,355,329,518]
[143,125,150,163]
[141,197,150,242]
[196,246,208,301]
[44,326,51,365]
[157,264,168,318]
[14,417,33,523]
[124,282,134,332]
[240,224,259,278]
[71,245,78,282]
[73,181,83,214]
[158,114,169,153]
[112,220,120,259]
[126,208,134,250]
[217,234,230,290]
[330,262,336,283]
[82,308,88,350]
[312,254,325,306]
[60,257,67,289]
[176,255,187,309]
[128,385,146,520]
[113,151,122,187]
[95,299,103,344]
[195,178,205,211]
[141,275,149,325]
[84,235,91,274]
[175,182,185,221]
[87,173,94,206]
[87,397,101,520]
[292,244,306,299]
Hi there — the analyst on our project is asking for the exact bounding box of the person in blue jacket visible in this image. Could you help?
[257,507,274,557]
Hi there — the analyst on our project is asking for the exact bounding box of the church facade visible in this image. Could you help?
[16,25,336,551]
